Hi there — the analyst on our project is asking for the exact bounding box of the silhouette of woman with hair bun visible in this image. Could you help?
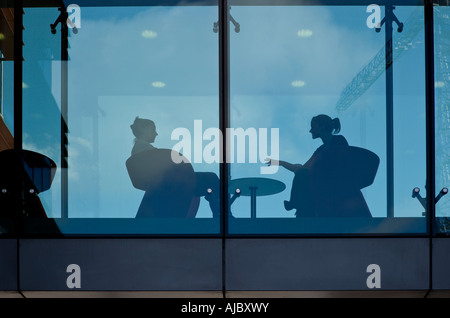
[126,117,220,218]
[130,117,158,156]
[267,114,378,218]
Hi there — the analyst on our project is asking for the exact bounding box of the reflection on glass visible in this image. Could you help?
[271,114,378,218]
[0,6,60,234]
[228,5,426,234]
[0,58,13,135]
[0,5,14,233]
[0,149,57,217]
[0,6,14,135]
[126,117,220,218]
[22,5,220,235]
[435,5,450,233]
[17,2,432,235]
[23,7,62,223]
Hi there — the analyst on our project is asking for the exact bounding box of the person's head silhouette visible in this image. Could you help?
[130,117,158,143]
[309,114,341,143]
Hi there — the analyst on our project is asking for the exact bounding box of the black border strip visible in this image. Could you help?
[14,0,25,298]
[424,0,436,297]
[219,0,230,298]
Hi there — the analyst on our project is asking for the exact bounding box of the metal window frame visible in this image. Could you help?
[11,0,439,238]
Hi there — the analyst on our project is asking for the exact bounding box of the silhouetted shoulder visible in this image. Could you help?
[131,139,155,156]
[313,135,348,156]
[331,135,349,147]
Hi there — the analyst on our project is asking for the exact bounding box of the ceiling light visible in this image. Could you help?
[152,81,166,88]
[435,81,445,88]
[291,80,306,87]
[297,29,313,38]
[142,30,157,39]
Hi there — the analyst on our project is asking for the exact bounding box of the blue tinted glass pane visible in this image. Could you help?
[23,7,62,224]
[2,61,14,134]
[22,4,220,235]
[228,4,426,235]
[435,5,450,233]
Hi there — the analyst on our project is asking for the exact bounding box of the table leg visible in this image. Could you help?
[249,186,257,218]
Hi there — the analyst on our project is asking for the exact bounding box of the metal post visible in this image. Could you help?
[14,1,22,151]
[219,0,230,233]
[61,7,69,219]
[13,0,23,235]
[385,4,395,218]
[219,0,229,300]
[377,4,402,218]
[249,186,257,218]
[424,0,436,235]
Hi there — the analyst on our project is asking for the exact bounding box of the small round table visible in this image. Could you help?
[229,177,286,218]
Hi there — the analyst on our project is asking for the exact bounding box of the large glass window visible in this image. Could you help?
[22,2,221,235]
[14,0,440,236]
[227,2,427,234]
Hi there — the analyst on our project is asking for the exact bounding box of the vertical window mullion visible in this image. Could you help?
[424,0,436,236]
[219,0,230,237]
[14,0,22,151]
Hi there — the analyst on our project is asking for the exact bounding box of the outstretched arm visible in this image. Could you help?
[265,158,302,173]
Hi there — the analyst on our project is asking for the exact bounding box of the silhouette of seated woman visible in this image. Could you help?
[126,117,219,218]
[267,114,379,218]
